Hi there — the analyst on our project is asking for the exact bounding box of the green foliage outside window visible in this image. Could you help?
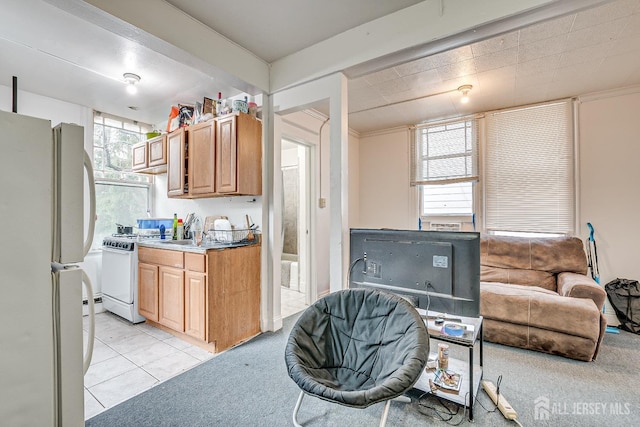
[92,112,151,249]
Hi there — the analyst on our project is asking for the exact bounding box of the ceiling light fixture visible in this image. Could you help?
[458,85,472,104]
[349,83,475,115]
[123,73,141,95]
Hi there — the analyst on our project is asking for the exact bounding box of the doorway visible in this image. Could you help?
[280,139,311,318]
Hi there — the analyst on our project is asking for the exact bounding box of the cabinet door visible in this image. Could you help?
[208,245,261,352]
[188,121,216,195]
[216,115,237,193]
[167,128,186,197]
[158,266,184,331]
[148,135,167,167]
[132,141,148,171]
[138,262,158,321]
[235,113,262,195]
[184,271,207,341]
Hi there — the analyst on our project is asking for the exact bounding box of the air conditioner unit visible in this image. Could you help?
[429,222,462,232]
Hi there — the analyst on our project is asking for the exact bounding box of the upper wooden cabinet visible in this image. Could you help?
[187,121,216,196]
[164,112,262,199]
[132,134,167,174]
[132,141,147,171]
[167,128,187,197]
[216,113,262,196]
[148,135,168,167]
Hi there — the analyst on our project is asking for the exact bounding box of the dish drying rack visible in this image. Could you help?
[207,227,259,244]
[201,214,259,244]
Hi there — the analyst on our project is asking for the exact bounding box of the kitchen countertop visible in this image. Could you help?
[137,238,259,254]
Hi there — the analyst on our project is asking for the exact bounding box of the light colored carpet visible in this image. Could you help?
[86,314,639,427]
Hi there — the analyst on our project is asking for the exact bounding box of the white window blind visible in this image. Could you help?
[411,118,479,185]
[484,100,575,234]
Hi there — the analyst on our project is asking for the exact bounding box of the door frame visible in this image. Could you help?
[281,136,316,308]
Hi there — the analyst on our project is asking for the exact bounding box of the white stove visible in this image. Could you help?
[102,236,136,251]
[101,235,145,323]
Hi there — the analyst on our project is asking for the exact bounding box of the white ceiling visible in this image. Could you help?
[164,0,425,63]
[1,0,640,134]
[346,0,640,132]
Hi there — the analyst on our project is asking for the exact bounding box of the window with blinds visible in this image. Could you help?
[411,118,479,185]
[412,118,478,218]
[484,100,575,235]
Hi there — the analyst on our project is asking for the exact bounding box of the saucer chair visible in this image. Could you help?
[285,288,429,426]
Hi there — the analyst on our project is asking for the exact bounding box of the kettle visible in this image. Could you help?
[116,223,133,234]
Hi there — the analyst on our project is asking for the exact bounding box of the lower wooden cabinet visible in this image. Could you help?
[138,262,159,322]
[184,271,207,341]
[158,266,185,332]
[137,244,260,353]
[208,244,261,352]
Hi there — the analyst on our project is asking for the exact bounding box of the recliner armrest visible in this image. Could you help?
[557,272,606,311]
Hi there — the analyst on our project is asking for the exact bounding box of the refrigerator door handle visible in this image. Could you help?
[82,268,95,375]
[84,150,96,257]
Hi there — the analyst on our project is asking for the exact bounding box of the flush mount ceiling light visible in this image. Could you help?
[458,85,472,104]
[349,83,476,115]
[123,73,141,95]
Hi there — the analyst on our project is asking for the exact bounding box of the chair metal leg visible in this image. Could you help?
[379,400,392,427]
[294,391,400,427]
[292,391,305,427]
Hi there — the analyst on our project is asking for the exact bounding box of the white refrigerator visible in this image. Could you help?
[0,110,96,427]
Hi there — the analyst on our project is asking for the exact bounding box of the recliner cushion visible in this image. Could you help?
[481,265,557,291]
[481,282,600,341]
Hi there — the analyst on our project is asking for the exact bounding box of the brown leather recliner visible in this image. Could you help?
[480,234,607,361]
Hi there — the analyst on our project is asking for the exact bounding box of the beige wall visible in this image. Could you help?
[578,88,640,290]
[357,87,640,294]
[357,127,417,230]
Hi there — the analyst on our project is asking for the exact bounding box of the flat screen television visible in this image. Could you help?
[349,228,480,317]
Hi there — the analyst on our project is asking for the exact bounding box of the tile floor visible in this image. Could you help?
[281,286,307,318]
[82,312,214,420]
[83,288,306,420]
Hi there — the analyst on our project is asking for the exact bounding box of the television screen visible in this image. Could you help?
[349,228,480,317]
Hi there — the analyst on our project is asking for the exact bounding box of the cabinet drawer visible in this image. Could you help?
[184,252,206,273]
[138,247,184,268]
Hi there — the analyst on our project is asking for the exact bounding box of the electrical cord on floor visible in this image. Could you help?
[495,374,502,411]
[416,390,468,426]
[475,374,526,427]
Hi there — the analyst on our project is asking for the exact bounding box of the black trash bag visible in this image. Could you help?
[605,278,640,334]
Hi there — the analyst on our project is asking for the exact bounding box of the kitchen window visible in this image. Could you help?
[92,112,152,249]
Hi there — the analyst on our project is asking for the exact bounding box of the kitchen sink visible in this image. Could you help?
[159,240,193,245]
